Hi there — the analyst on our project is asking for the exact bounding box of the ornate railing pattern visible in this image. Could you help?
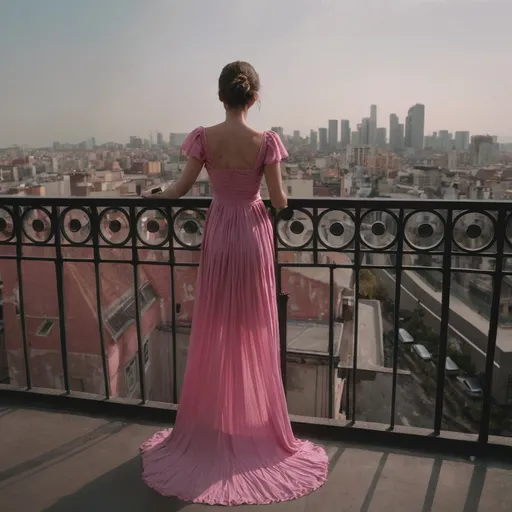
[0,196,511,449]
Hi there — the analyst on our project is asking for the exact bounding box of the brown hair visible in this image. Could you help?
[218,61,260,109]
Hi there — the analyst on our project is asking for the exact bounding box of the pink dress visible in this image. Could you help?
[141,127,328,506]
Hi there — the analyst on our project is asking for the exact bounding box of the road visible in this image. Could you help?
[353,316,436,429]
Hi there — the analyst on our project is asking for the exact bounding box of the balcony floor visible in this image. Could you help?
[1,405,512,511]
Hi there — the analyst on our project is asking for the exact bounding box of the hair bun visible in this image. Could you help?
[231,73,251,94]
[218,61,260,109]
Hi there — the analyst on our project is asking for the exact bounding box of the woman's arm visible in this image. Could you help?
[264,162,288,209]
[146,157,204,199]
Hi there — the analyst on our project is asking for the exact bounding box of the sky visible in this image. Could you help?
[0,0,510,147]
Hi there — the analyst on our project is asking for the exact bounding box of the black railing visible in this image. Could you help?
[0,196,511,454]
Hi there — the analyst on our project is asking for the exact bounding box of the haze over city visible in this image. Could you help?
[1,0,511,147]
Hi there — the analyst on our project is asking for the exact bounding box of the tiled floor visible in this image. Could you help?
[0,405,511,511]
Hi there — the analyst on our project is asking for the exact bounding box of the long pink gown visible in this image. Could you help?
[141,127,328,506]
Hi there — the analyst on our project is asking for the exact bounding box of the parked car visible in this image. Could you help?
[412,344,432,361]
[461,377,483,398]
[445,357,459,376]
[398,328,414,344]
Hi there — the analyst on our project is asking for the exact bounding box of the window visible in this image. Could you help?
[106,282,157,339]
[139,282,157,307]
[36,319,54,337]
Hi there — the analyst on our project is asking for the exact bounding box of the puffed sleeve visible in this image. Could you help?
[181,127,205,163]
[264,131,289,165]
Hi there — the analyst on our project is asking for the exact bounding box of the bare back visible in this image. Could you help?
[204,123,265,170]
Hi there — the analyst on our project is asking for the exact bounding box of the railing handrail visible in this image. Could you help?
[1,194,512,211]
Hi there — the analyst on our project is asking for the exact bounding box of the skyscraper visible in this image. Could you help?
[397,124,404,150]
[328,120,338,150]
[471,135,497,165]
[370,105,377,146]
[405,104,425,151]
[319,128,328,152]
[341,120,350,149]
[389,114,399,151]
[438,130,452,150]
[351,130,360,146]
[360,118,371,146]
[455,131,470,151]
[310,130,318,151]
[157,132,164,146]
[376,128,387,149]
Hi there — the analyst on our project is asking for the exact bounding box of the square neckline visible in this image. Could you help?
[200,126,267,171]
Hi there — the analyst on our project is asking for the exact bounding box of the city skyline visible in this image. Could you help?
[1,0,511,147]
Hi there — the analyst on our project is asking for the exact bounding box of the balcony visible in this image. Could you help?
[1,196,512,510]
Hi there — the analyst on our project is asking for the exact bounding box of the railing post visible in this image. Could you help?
[53,205,70,394]
[433,209,453,435]
[351,206,361,423]
[479,209,507,443]
[328,267,335,419]
[14,205,31,389]
[389,208,404,429]
[91,206,110,399]
[278,292,289,393]
[129,205,147,404]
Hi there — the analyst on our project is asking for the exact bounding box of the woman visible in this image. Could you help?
[141,61,328,506]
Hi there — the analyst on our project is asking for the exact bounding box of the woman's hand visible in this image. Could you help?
[141,187,162,198]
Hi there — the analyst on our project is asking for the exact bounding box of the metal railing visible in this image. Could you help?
[0,195,511,453]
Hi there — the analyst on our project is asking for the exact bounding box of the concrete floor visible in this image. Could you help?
[1,405,511,511]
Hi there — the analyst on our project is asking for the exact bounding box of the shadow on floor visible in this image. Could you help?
[43,457,188,512]
[40,445,502,512]
[0,421,127,486]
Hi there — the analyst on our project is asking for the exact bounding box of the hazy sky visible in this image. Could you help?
[1,0,510,147]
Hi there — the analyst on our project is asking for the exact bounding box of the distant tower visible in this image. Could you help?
[370,105,377,146]
[405,104,425,151]
[341,120,350,149]
[328,120,338,151]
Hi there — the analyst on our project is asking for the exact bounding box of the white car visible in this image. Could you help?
[398,328,414,344]
[412,344,432,361]
[461,377,483,398]
[445,357,459,376]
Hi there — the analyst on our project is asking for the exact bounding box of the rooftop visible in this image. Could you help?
[1,405,511,511]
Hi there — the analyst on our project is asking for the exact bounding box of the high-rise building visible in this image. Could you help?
[405,104,425,151]
[328,120,338,150]
[157,132,164,146]
[341,120,350,149]
[389,114,399,151]
[471,135,497,165]
[319,128,328,152]
[293,131,301,146]
[455,131,470,151]
[310,130,318,151]
[376,127,387,149]
[438,130,453,151]
[351,131,360,146]
[360,118,371,146]
[397,124,404,150]
[370,105,377,146]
